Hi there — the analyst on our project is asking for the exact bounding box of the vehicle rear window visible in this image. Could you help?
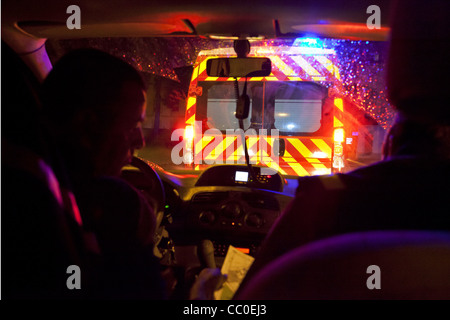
[200,81,327,135]
[271,82,325,133]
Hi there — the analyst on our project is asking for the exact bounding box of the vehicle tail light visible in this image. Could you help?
[184,125,194,143]
[333,127,345,171]
[184,125,194,164]
[334,127,345,143]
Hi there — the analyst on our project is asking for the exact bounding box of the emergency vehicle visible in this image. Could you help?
[183,39,377,176]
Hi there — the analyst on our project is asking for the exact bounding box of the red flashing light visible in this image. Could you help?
[334,127,345,143]
[184,125,194,142]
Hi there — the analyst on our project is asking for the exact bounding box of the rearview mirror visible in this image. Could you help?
[206,57,271,77]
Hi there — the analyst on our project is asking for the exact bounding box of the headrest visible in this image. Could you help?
[387,0,450,124]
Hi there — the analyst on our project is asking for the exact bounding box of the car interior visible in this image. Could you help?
[2,0,450,301]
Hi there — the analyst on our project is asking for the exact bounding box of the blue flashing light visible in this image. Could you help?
[292,37,324,49]
[302,38,318,45]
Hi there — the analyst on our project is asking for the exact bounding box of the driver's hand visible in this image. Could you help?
[189,268,227,300]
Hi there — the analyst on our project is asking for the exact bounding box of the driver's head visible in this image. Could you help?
[42,48,147,177]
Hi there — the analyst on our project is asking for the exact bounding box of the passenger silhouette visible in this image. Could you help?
[41,48,225,299]
[239,0,450,288]
[41,48,165,299]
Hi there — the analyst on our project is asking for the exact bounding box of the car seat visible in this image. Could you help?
[235,230,450,300]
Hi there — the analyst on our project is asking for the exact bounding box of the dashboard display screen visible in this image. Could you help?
[196,165,283,192]
[235,171,249,182]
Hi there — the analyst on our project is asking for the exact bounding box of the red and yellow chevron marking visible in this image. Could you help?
[194,48,341,84]
[185,64,200,124]
[270,56,296,78]
[191,133,333,177]
[284,137,332,175]
[333,98,345,128]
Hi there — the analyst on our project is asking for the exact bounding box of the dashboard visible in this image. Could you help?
[158,164,295,262]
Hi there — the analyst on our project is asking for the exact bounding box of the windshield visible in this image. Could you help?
[201,81,327,134]
[45,38,392,175]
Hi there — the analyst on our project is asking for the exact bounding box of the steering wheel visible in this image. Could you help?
[120,156,173,262]
[122,156,165,215]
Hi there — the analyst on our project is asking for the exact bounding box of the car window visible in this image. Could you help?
[201,81,327,134]
[45,37,392,175]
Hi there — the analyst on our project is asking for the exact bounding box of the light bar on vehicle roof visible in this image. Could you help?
[290,37,336,55]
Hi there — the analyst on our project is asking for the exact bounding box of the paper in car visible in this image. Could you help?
[214,245,255,300]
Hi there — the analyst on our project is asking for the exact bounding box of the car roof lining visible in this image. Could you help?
[4,0,391,40]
